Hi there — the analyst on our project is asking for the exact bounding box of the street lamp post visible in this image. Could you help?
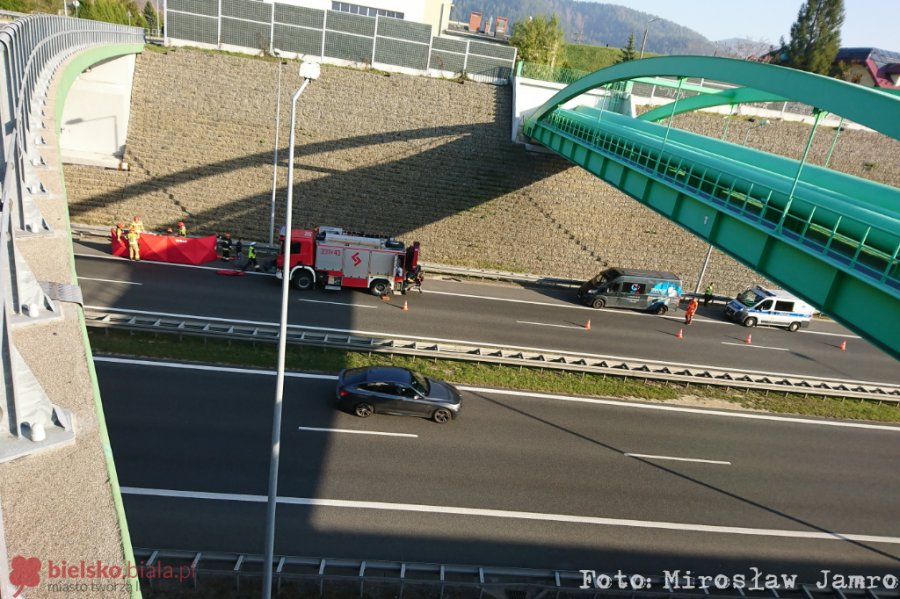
[742,118,769,146]
[268,50,287,246]
[639,18,659,59]
[262,59,321,599]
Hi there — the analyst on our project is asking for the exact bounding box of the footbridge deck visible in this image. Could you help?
[523,57,900,360]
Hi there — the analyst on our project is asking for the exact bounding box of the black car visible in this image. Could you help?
[336,366,462,423]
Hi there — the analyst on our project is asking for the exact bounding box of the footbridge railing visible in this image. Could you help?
[0,14,143,458]
[523,57,900,360]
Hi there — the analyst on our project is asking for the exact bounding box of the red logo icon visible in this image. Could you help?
[10,556,41,597]
[351,252,361,267]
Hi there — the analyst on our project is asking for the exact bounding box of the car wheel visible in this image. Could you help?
[370,280,389,296]
[788,321,801,332]
[654,304,668,315]
[292,270,314,291]
[743,317,758,328]
[354,403,374,418]
[592,298,605,309]
[432,408,452,424]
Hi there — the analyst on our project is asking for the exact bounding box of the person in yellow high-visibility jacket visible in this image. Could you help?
[241,242,258,271]
[178,221,187,237]
[127,227,141,261]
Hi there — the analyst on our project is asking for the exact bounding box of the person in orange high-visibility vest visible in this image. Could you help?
[127,226,140,261]
[178,221,187,237]
[684,297,699,325]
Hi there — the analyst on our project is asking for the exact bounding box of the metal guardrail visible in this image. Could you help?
[83,307,900,401]
[133,548,900,599]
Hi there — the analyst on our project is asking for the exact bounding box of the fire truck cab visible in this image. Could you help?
[276,226,420,296]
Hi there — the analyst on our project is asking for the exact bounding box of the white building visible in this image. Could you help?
[280,0,454,37]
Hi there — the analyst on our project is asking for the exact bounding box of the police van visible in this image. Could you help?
[577,268,682,314]
[724,285,815,331]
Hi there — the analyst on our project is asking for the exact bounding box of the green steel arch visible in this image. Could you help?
[526,56,900,141]
[638,86,788,123]
[522,57,900,360]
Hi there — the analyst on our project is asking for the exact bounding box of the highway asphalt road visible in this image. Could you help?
[98,358,900,581]
[73,241,899,385]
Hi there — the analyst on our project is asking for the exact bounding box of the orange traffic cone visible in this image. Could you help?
[744,334,752,345]
[402,300,409,312]
[677,328,683,339]
[585,319,591,330]
[839,340,847,351]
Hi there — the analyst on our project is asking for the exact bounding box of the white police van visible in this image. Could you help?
[724,285,816,331]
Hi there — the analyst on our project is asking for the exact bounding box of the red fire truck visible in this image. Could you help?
[275,226,420,296]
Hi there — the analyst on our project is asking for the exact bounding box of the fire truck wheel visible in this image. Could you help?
[292,271,314,291]
[591,298,605,310]
[370,280,390,296]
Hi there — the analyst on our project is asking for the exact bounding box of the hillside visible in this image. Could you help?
[449,0,717,55]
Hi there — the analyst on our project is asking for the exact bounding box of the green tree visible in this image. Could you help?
[616,32,637,63]
[143,0,158,33]
[783,0,844,75]
[509,13,566,68]
[79,0,147,27]
[0,0,28,12]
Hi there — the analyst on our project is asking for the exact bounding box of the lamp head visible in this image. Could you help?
[299,61,320,81]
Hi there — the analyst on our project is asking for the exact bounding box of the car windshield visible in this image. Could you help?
[410,371,430,395]
[737,289,764,307]
[588,272,609,286]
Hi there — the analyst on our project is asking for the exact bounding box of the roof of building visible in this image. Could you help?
[835,47,900,88]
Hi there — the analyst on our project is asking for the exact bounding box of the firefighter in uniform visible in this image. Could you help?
[130,215,144,237]
[220,233,232,261]
[127,226,141,261]
[178,221,187,237]
[114,223,125,241]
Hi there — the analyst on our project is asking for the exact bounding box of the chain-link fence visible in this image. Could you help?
[165,1,516,84]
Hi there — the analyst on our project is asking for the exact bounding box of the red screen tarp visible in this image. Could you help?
[111,232,217,265]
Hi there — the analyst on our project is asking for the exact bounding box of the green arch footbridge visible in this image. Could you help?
[522,56,900,360]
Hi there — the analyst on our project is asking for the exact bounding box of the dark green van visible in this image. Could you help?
[577,268,683,314]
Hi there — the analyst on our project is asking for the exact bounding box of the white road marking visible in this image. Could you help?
[78,277,142,285]
[625,453,731,466]
[517,320,587,330]
[800,329,861,339]
[425,289,585,309]
[120,486,900,544]
[299,426,417,438]
[95,358,900,432]
[721,341,791,351]
[297,299,377,309]
[85,306,890,388]
[458,387,900,432]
